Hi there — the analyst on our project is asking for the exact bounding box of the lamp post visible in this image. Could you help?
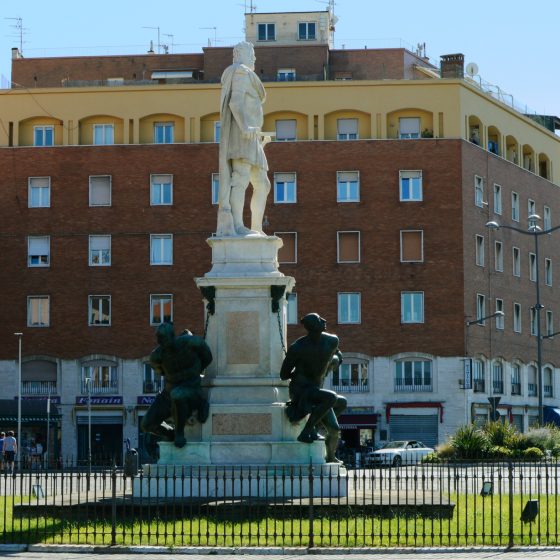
[466,310,505,327]
[486,214,560,425]
[14,332,23,470]
[84,375,92,487]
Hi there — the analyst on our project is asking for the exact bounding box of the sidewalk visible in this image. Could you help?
[3,546,560,559]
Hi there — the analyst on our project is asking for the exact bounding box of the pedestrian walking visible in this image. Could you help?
[3,431,17,474]
[0,431,5,472]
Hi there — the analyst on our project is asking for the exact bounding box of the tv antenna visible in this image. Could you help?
[243,0,257,13]
[143,26,161,54]
[163,33,175,53]
[6,17,26,53]
[200,27,217,47]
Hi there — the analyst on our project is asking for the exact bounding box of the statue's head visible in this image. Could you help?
[301,313,327,334]
[233,41,256,70]
[156,321,175,346]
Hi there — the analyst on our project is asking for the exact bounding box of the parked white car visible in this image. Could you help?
[364,440,434,467]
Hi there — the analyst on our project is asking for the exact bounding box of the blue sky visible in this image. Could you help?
[2,0,559,116]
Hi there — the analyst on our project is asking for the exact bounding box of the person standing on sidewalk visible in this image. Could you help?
[0,431,5,472]
[3,431,17,474]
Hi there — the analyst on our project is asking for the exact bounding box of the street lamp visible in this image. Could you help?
[14,332,23,470]
[84,375,92,487]
[486,214,560,425]
[466,310,505,327]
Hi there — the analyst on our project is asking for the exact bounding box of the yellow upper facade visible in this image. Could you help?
[1,77,559,184]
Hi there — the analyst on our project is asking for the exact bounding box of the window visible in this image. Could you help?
[93,124,114,145]
[211,173,220,205]
[475,176,485,207]
[298,22,316,40]
[28,177,50,207]
[513,302,522,333]
[277,68,296,81]
[27,296,50,327]
[89,295,111,326]
[475,235,485,267]
[492,362,504,394]
[150,294,173,325]
[399,170,422,201]
[400,230,423,262]
[511,364,521,395]
[511,192,519,221]
[143,363,164,394]
[338,292,361,324]
[28,236,50,267]
[544,206,552,231]
[275,232,297,263]
[399,117,420,139]
[154,122,174,144]
[476,294,486,324]
[493,184,502,214]
[274,173,296,203]
[401,291,424,323]
[257,22,275,41]
[333,361,369,392]
[150,234,173,265]
[528,198,536,218]
[275,119,296,141]
[81,364,118,394]
[395,360,432,392]
[286,292,297,325]
[34,125,54,146]
[337,118,358,140]
[546,310,554,336]
[150,174,173,205]
[528,365,537,396]
[544,367,553,398]
[513,247,521,277]
[545,258,552,286]
[89,235,111,266]
[89,175,111,206]
[529,252,537,282]
[214,121,221,143]
[494,241,503,272]
[473,360,485,392]
[495,299,504,330]
[337,171,359,202]
[337,231,360,263]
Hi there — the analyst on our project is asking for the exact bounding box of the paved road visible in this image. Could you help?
[3,546,560,558]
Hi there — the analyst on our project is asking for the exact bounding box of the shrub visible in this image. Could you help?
[522,447,545,461]
[525,426,560,451]
[450,424,488,459]
[489,445,513,459]
[422,452,441,464]
[482,421,518,448]
[435,441,455,459]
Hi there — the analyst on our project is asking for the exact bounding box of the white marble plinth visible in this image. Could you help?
[133,462,347,498]
[205,235,284,277]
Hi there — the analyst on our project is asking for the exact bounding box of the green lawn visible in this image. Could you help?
[2,494,559,547]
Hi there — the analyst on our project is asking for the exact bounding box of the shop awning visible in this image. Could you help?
[0,399,60,423]
[544,407,560,427]
[338,414,377,429]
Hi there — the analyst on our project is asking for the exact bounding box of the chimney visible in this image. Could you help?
[440,53,464,78]
[12,47,23,60]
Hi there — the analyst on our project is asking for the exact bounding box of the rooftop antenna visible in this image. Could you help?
[315,0,337,46]
[200,27,217,47]
[143,26,161,54]
[163,33,175,53]
[5,17,26,53]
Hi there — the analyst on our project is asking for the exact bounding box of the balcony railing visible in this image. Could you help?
[511,383,521,395]
[394,379,432,393]
[528,383,537,396]
[473,380,485,393]
[21,380,57,395]
[332,380,369,393]
[492,381,504,395]
[143,379,165,394]
[81,379,118,395]
[544,385,553,398]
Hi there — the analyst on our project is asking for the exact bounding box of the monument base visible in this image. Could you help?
[133,462,347,498]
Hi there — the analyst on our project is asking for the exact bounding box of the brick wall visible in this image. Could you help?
[0,140,468,362]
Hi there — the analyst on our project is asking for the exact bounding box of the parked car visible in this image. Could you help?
[364,440,434,467]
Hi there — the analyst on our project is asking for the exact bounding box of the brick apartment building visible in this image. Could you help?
[1,9,560,465]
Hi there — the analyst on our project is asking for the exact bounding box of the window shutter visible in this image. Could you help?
[29,237,49,254]
[401,231,423,261]
[152,174,172,185]
[399,117,420,134]
[90,176,111,205]
[90,235,110,251]
[275,173,295,184]
[275,120,296,139]
[337,119,358,134]
[338,232,360,262]
[338,171,358,183]
[30,177,50,188]
[277,232,297,263]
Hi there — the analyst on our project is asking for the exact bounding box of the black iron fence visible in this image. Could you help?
[1,459,559,548]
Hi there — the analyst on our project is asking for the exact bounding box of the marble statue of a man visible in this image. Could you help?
[217,41,271,236]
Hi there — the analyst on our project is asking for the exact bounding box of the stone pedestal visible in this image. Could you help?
[133,235,347,498]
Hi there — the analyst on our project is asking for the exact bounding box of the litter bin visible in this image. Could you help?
[124,439,139,477]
